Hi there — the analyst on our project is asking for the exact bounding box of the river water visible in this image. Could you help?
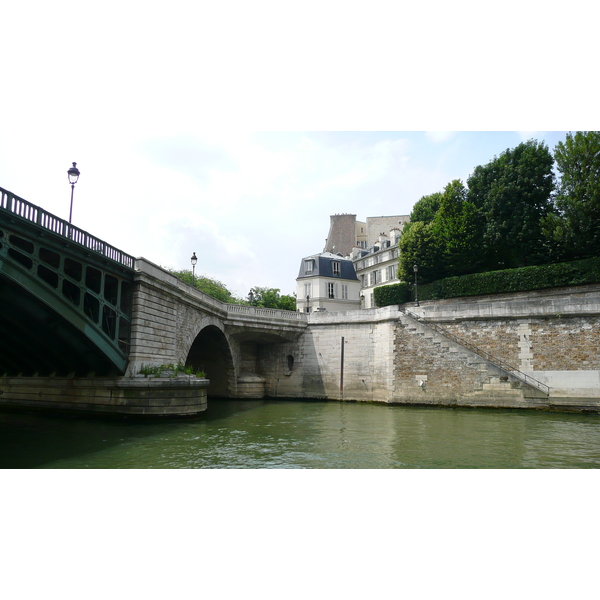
[2,399,600,468]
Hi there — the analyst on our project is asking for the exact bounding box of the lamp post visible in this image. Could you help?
[306,294,310,313]
[191,252,197,284]
[67,162,80,223]
[413,264,419,306]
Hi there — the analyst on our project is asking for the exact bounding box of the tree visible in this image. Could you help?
[467,139,555,269]
[398,221,444,284]
[552,131,600,260]
[410,192,443,224]
[248,286,296,311]
[169,269,237,303]
[278,294,297,311]
[432,179,483,277]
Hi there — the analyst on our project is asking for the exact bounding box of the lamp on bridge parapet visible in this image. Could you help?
[67,162,80,224]
[191,252,198,284]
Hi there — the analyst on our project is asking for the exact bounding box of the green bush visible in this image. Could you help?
[418,257,600,301]
[374,282,412,307]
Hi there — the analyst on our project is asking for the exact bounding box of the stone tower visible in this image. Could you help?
[323,213,357,256]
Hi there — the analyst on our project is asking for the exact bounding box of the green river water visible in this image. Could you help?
[2,399,600,468]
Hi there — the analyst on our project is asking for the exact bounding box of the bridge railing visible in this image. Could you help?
[226,304,307,320]
[1,186,135,270]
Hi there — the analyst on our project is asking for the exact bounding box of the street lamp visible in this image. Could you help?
[191,252,197,284]
[306,294,310,313]
[413,264,419,306]
[67,162,80,223]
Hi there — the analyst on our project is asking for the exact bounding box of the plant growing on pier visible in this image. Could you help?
[138,363,206,378]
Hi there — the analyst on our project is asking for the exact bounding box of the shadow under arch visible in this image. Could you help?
[185,325,235,397]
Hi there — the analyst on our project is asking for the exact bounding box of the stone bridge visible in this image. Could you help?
[129,258,307,398]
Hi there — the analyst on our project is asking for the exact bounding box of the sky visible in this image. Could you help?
[2,2,596,300]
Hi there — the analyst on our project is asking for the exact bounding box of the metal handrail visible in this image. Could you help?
[402,308,550,396]
[1,186,135,270]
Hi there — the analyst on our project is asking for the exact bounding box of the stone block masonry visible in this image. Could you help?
[324,214,357,256]
[265,285,600,412]
[531,317,600,371]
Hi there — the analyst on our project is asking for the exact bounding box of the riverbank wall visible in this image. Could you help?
[0,375,209,415]
[265,284,600,412]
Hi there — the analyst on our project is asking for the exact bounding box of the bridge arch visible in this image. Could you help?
[185,324,235,397]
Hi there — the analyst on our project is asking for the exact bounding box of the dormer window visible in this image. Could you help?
[332,260,341,276]
[305,259,315,274]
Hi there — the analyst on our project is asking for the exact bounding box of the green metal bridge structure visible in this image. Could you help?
[0,186,135,377]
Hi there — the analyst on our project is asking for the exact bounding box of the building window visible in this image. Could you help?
[387,265,396,281]
[369,270,381,286]
[328,282,335,298]
[304,259,314,274]
[304,283,311,298]
[342,284,348,299]
[332,261,340,276]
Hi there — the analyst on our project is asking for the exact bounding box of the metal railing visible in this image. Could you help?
[1,186,135,270]
[402,308,550,396]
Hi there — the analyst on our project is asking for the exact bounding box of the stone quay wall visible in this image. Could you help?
[266,285,600,411]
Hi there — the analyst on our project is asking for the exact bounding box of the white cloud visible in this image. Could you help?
[425,132,456,143]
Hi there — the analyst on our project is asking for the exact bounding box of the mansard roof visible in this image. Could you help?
[297,252,359,281]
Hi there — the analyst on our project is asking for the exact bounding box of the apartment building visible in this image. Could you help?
[296,252,361,313]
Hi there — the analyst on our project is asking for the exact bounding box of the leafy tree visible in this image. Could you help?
[552,131,600,260]
[467,139,555,269]
[432,179,483,277]
[248,286,296,310]
[398,220,443,284]
[278,294,297,311]
[169,269,237,303]
[410,192,443,224]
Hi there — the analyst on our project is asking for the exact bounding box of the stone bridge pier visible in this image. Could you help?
[128,259,308,398]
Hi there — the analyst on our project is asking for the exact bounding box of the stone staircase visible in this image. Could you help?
[400,309,549,406]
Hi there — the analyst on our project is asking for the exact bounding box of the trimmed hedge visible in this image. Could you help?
[374,282,411,307]
[419,257,600,301]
